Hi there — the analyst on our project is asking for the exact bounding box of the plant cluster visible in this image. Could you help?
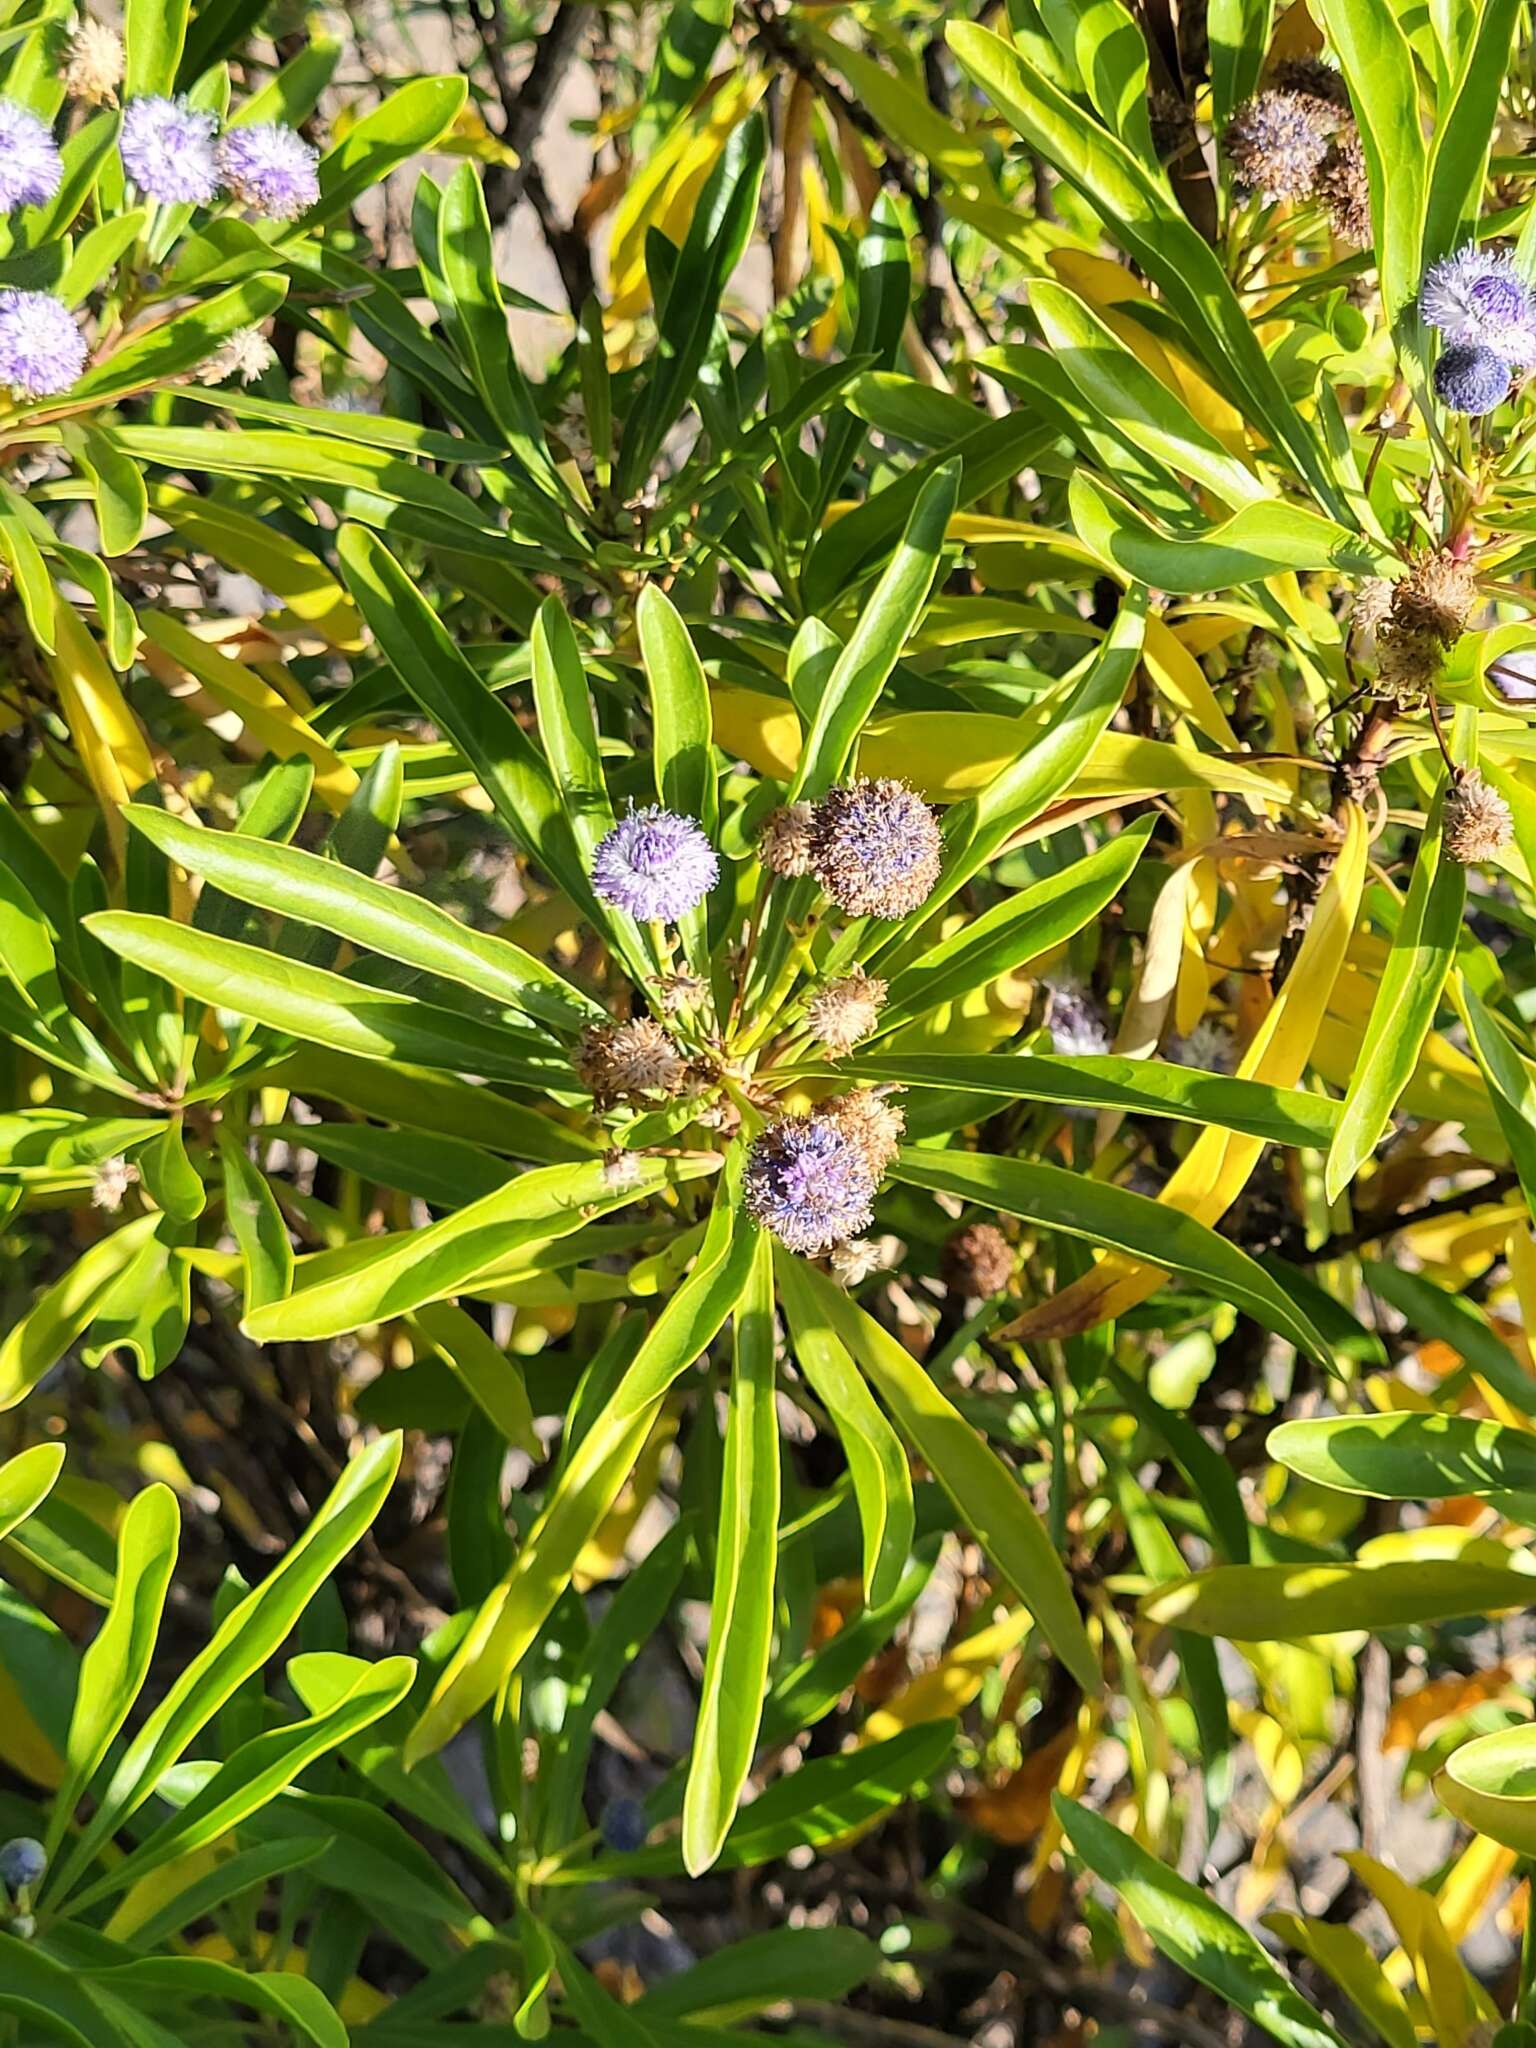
[6,0,1536,2042]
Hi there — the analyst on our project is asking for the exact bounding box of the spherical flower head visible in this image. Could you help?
[0,100,62,212]
[829,1235,884,1287]
[218,121,320,221]
[805,971,887,1054]
[196,325,276,386]
[1432,341,1511,417]
[0,1837,45,1891]
[1391,549,1478,646]
[1318,128,1371,248]
[590,805,718,923]
[1444,770,1513,866]
[942,1221,1014,1301]
[1044,978,1111,1058]
[809,779,943,919]
[821,1087,905,1174]
[1225,90,1330,201]
[757,800,815,878]
[743,1114,878,1255]
[62,19,124,105]
[1375,622,1442,709]
[120,95,219,205]
[1421,247,1536,360]
[0,289,86,398]
[1165,1019,1236,1072]
[575,1017,688,1108]
[91,1153,140,1211]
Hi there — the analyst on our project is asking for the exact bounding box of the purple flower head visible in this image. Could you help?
[1420,247,1536,363]
[1433,341,1511,417]
[0,1837,45,1890]
[0,101,62,212]
[743,1115,878,1256]
[590,805,718,923]
[0,290,86,398]
[218,121,320,221]
[808,778,943,919]
[120,95,219,205]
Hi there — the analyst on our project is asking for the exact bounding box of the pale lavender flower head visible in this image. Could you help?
[120,95,219,205]
[590,805,718,922]
[0,290,86,397]
[743,1115,878,1255]
[1420,246,1536,364]
[0,101,62,212]
[1165,1019,1236,1072]
[218,121,320,220]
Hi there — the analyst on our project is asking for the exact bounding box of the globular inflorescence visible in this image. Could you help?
[591,805,719,923]
[0,100,62,213]
[1422,246,1536,416]
[1224,62,1370,245]
[1444,769,1514,866]
[743,1112,879,1255]
[807,778,943,919]
[0,288,87,397]
[117,94,319,219]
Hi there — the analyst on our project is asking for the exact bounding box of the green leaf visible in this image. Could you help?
[799,1263,1101,1695]
[530,595,614,866]
[243,1153,712,1343]
[67,425,148,557]
[683,1230,779,1875]
[1022,285,1264,510]
[336,527,592,913]
[81,1652,415,1906]
[124,0,189,94]
[0,1442,64,1542]
[1422,0,1522,263]
[406,1193,759,1765]
[121,802,599,1035]
[1142,1558,1536,1637]
[1209,0,1274,123]
[49,1433,401,1903]
[790,459,961,802]
[84,912,567,1089]
[889,1149,1335,1368]
[716,1721,954,1868]
[1071,473,1386,590]
[437,163,569,500]
[538,1518,692,1851]
[1436,1723,1536,1856]
[1054,1796,1347,2048]
[0,1213,162,1411]
[638,583,717,836]
[777,1252,915,1607]
[620,114,767,493]
[1362,1260,1536,1420]
[841,1051,1341,1148]
[632,0,732,156]
[409,1299,537,1455]
[637,1926,880,2023]
[1269,1411,1536,1499]
[48,1484,179,1858]
[303,77,468,231]
[1315,0,1428,337]
[1451,974,1536,1219]
[89,1961,346,2048]
[218,1130,292,1313]
[1326,794,1463,1200]
[875,818,1154,1031]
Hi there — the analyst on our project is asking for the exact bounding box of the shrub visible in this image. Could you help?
[2,0,1536,2040]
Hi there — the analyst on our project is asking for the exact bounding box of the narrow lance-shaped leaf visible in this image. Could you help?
[1326,786,1464,1200]
[683,1229,780,1874]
